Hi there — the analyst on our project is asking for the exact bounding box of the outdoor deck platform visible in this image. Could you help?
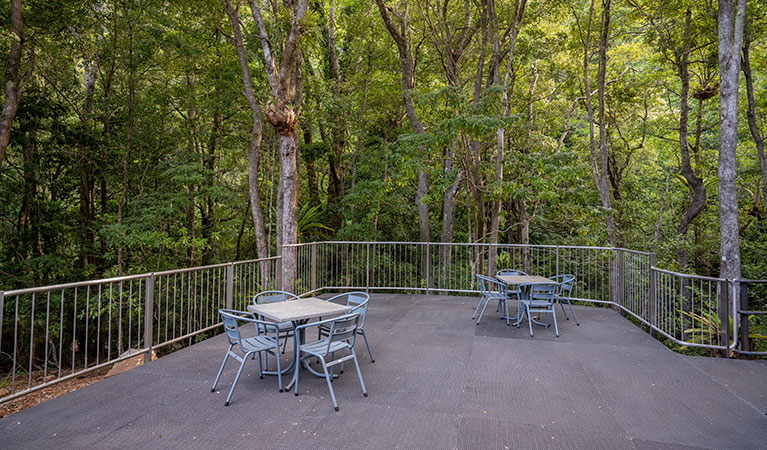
[2,294,766,449]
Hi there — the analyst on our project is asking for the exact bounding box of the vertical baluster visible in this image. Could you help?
[44,291,50,384]
[58,290,64,378]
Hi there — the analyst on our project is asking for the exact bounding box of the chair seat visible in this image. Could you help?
[521,299,554,308]
[240,335,278,353]
[300,339,350,357]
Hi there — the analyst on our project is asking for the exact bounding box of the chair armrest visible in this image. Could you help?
[219,309,281,334]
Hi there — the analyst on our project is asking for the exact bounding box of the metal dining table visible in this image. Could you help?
[247,297,351,390]
[494,274,556,326]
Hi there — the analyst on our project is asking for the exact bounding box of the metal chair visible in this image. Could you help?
[474,274,512,325]
[550,274,578,325]
[517,282,559,337]
[211,309,283,406]
[294,314,368,411]
[319,292,374,363]
[252,290,299,354]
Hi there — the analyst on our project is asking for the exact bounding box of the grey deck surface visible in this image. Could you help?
[2,294,766,450]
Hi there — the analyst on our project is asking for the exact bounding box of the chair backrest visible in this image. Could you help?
[346,292,369,327]
[529,283,557,303]
[496,269,527,276]
[550,274,575,298]
[253,290,299,305]
[476,274,507,296]
[219,310,244,347]
[326,314,360,352]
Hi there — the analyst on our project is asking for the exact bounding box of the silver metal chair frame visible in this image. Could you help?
[294,314,368,411]
[211,309,283,406]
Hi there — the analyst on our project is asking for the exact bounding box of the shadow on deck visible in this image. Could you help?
[2,294,766,449]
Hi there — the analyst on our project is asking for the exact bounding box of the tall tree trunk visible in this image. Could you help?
[580,0,616,246]
[222,0,270,286]
[489,0,526,275]
[0,0,23,167]
[375,0,430,246]
[674,5,706,270]
[326,0,345,223]
[247,0,309,292]
[741,21,767,218]
[17,125,38,259]
[717,0,746,280]
[77,48,98,268]
[117,20,136,276]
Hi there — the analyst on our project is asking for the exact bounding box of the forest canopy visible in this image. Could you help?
[0,0,765,290]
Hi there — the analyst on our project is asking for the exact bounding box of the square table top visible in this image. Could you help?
[246,297,351,323]
[496,274,555,285]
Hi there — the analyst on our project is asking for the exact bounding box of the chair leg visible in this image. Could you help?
[257,353,264,379]
[505,299,510,326]
[472,296,485,319]
[275,348,283,392]
[552,306,559,337]
[319,358,339,411]
[351,348,367,398]
[360,329,375,363]
[528,307,534,337]
[567,300,579,325]
[211,346,232,392]
[281,334,290,354]
[476,298,492,324]
[294,353,302,396]
[225,355,249,406]
[559,300,570,320]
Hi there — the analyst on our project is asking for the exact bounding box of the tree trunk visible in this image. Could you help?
[717,0,746,280]
[674,5,706,270]
[375,0,430,247]
[17,125,38,259]
[78,49,98,268]
[741,22,767,218]
[581,0,616,247]
[0,0,23,167]
[246,0,309,292]
[222,0,270,286]
[326,0,345,222]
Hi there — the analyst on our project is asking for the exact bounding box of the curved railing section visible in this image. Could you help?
[288,241,737,353]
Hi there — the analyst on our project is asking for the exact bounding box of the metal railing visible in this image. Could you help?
[290,241,738,353]
[3,241,761,403]
[0,257,278,403]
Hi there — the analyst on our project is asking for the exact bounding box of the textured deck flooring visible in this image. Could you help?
[2,294,766,449]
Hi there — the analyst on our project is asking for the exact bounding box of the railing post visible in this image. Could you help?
[648,255,657,338]
[555,247,560,277]
[226,263,234,310]
[425,242,431,294]
[0,291,4,352]
[719,279,731,356]
[617,249,625,312]
[739,281,748,354]
[144,274,155,364]
[276,245,283,291]
[311,243,317,293]
[366,242,370,293]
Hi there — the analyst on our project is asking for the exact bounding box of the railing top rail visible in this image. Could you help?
[2,256,280,296]
[736,278,767,284]
[281,241,652,255]
[651,266,726,282]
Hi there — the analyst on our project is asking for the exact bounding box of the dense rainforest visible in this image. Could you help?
[0,0,765,291]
